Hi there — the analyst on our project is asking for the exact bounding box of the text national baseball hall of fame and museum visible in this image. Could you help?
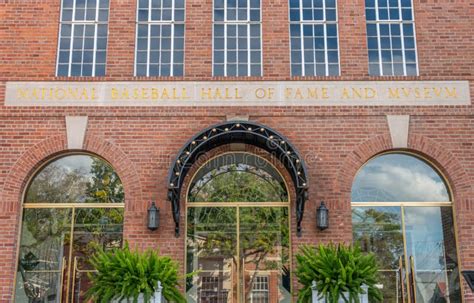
[5,81,470,106]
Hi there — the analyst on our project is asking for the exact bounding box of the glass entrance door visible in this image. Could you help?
[15,206,124,303]
[186,206,291,303]
[404,207,461,303]
[352,206,461,303]
[185,152,292,303]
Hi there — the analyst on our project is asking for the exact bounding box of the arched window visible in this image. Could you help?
[351,153,461,303]
[188,152,288,203]
[186,152,291,303]
[15,154,124,303]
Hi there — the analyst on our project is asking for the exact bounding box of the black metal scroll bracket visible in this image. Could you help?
[166,121,309,238]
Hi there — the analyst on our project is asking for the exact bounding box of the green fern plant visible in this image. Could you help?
[86,243,187,303]
[295,243,383,303]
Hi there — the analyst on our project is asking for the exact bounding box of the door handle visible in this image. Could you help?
[71,257,78,303]
[399,256,406,303]
[410,256,417,303]
[59,257,66,303]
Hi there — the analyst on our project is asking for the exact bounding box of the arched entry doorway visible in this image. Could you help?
[166,121,310,303]
[185,152,291,303]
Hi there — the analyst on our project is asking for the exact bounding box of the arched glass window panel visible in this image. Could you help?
[188,153,288,203]
[25,154,124,204]
[351,153,450,202]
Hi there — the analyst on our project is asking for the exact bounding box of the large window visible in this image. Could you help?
[351,153,461,303]
[289,0,339,76]
[57,0,110,77]
[186,153,291,303]
[14,154,124,303]
[213,0,262,76]
[365,0,418,76]
[135,0,185,76]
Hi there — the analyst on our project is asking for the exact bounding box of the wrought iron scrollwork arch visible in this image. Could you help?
[167,121,309,237]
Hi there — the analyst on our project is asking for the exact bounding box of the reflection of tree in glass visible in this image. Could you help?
[240,207,289,302]
[86,158,124,203]
[353,208,404,303]
[26,163,89,203]
[25,157,124,204]
[24,157,125,268]
[189,164,287,202]
[187,165,290,301]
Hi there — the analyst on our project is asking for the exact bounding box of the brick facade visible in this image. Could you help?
[0,0,473,302]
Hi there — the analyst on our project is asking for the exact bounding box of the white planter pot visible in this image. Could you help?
[311,281,368,303]
[112,281,163,303]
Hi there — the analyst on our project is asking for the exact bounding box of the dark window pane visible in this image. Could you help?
[291,64,302,76]
[406,63,417,75]
[401,8,412,20]
[368,50,379,63]
[404,36,415,48]
[175,10,185,21]
[62,9,73,21]
[136,64,147,76]
[60,37,71,49]
[290,9,300,21]
[405,50,416,63]
[214,64,224,75]
[291,51,302,63]
[137,24,148,37]
[96,51,106,63]
[58,51,70,63]
[98,9,109,21]
[138,9,148,21]
[365,0,375,7]
[382,63,392,75]
[250,64,261,76]
[328,64,339,76]
[368,63,379,75]
[327,24,337,36]
[58,64,69,76]
[326,9,336,21]
[95,64,106,76]
[82,64,93,75]
[366,8,376,21]
[71,64,82,75]
[315,63,325,75]
[173,64,184,76]
[137,51,147,64]
[393,63,404,75]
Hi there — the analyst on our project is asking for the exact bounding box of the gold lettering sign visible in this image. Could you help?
[5,81,470,106]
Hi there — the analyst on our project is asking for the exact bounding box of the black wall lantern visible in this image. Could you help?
[147,201,160,231]
[316,201,329,230]
[462,271,474,292]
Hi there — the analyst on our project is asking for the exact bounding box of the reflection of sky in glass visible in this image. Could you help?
[405,207,446,271]
[53,154,93,172]
[351,154,450,202]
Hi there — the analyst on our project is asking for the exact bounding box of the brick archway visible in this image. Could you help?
[334,133,474,301]
[334,134,472,203]
[0,133,142,301]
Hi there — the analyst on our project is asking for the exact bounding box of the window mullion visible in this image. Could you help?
[171,0,176,76]
[147,24,152,77]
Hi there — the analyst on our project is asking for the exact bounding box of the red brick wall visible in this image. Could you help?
[0,0,473,302]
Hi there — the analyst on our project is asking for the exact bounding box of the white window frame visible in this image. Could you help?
[288,0,340,77]
[366,0,419,76]
[212,0,263,77]
[250,275,269,303]
[56,0,109,77]
[134,0,186,77]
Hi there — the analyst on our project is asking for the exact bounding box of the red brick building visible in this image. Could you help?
[0,0,473,302]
